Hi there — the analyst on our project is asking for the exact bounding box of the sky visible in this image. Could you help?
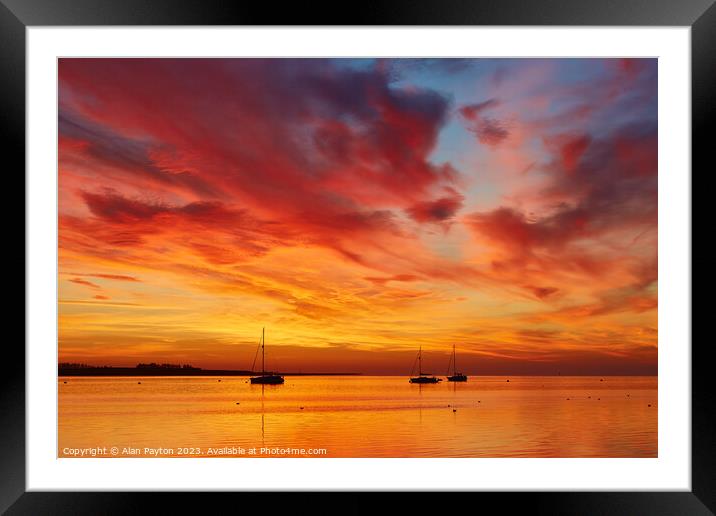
[58,58,658,375]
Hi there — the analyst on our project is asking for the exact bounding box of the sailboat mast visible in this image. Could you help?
[418,346,422,376]
[262,327,265,376]
[453,343,456,375]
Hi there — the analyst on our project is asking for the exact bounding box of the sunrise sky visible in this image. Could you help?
[58,58,657,375]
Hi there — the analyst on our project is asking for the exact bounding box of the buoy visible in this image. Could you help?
[236,402,240,405]
[588,396,591,399]
[600,378,604,382]
[453,409,457,413]
[218,379,221,382]
[506,379,510,382]
[300,407,304,410]
[63,381,67,384]
[138,381,141,384]
[597,398,600,400]
[648,404,651,407]
[566,398,570,400]
[478,400,481,403]
[448,404,451,407]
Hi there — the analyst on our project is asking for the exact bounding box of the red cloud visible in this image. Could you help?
[525,285,559,300]
[459,99,500,120]
[69,277,101,289]
[466,119,657,315]
[83,273,140,282]
[59,59,470,281]
[459,98,510,147]
[364,274,420,285]
[59,59,455,212]
[543,134,592,173]
[406,189,464,224]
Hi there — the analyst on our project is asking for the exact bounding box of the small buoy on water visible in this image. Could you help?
[300,406,304,410]
[566,398,570,400]
[218,379,221,382]
[588,396,591,399]
[506,379,510,382]
[600,378,604,382]
[447,404,451,407]
[453,409,457,412]
[648,404,652,407]
[63,381,67,384]
[597,398,600,400]
[236,402,240,405]
[138,381,141,384]
[478,400,481,403]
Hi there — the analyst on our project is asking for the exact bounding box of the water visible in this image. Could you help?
[58,376,657,458]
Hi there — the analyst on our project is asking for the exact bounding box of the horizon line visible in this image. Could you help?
[57,365,657,377]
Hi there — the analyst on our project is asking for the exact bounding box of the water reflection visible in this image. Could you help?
[58,376,657,458]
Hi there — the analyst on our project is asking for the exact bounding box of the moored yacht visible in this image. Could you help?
[250,328,285,385]
[409,346,441,384]
[446,343,468,382]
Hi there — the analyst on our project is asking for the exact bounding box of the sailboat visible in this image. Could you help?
[250,328,285,385]
[446,343,468,382]
[409,346,441,384]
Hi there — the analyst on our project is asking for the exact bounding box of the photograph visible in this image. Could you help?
[57,57,658,459]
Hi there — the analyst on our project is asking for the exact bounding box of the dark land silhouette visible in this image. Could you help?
[58,363,361,377]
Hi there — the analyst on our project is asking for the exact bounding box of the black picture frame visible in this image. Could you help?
[2,1,710,514]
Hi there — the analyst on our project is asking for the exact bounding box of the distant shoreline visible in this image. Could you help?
[58,367,361,377]
[57,368,656,377]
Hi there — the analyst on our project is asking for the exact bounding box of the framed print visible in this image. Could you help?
[3,0,711,513]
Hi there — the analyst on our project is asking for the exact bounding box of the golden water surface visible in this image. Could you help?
[58,375,657,458]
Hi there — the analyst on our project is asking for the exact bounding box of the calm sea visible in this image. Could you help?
[58,375,657,458]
